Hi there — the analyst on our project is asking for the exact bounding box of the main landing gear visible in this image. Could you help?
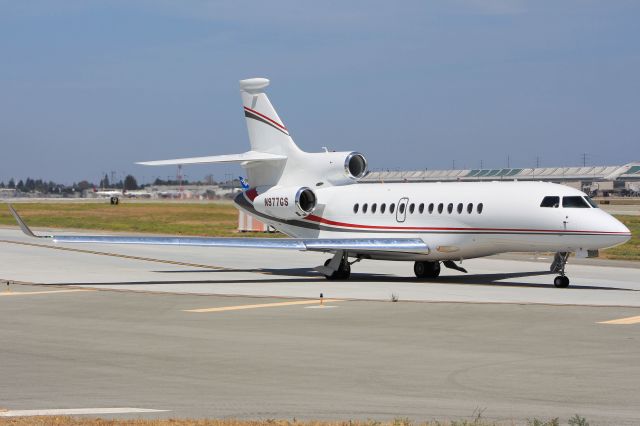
[414,260,468,279]
[318,251,352,280]
[550,252,570,288]
[414,261,440,279]
[323,258,350,280]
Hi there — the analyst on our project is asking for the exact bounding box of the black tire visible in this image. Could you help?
[431,261,441,278]
[338,262,351,280]
[414,261,440,279]
[323,259,350,280]
[554,275,570,288]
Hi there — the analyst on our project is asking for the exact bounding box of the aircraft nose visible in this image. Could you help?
[608,215,632,245]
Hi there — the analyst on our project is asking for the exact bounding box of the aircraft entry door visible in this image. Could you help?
[396,197,409,223]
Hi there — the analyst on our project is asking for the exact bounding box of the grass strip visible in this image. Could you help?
[0,202,278,238]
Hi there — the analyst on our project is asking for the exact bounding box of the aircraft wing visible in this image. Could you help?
[7,205,429,254]
[136,150,286,166]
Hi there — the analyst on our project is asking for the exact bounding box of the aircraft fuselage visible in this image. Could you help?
[235,180,630,261]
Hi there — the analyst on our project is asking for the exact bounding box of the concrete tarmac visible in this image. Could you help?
[1,228,639,306]
[1,227,640,424]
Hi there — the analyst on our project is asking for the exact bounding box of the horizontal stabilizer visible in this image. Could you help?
[136,151,286,166]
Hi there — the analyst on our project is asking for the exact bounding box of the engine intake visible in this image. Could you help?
[344,152,368,179]
[295,187,317,214]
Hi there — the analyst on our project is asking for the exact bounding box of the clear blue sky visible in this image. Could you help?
[1,0,639,184]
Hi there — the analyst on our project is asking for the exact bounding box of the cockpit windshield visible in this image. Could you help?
[583,196,598,208]
[562,196,590,208]
[540,196,560,208]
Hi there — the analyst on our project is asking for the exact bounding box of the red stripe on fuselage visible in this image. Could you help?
[244,106,288,131]
[304,214,629,235]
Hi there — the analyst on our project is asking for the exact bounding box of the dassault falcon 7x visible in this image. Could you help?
[9,78,631,287]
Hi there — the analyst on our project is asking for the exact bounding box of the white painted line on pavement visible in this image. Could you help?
[0,407,170,417]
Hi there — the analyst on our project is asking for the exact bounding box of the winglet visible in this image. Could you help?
[7,205,42,238]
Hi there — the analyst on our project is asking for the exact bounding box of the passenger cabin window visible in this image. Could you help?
[477,203,484,214]
[371,203,377,213]
[381,203,386,214]
[447,203,453,214]
[418,203,424,214]
[540,196,560,208]
[390,203,396,213]
[409,203,415,214]
[467,203,473,214]
[362,203,368,213]
[457,203,463,214]
[353,203,359,214]
[437,203,443,214]
[428,203,434,214]
[563,196,590,208]
[399,203,405,214]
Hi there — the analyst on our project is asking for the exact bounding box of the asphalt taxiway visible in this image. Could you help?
[1,227,640,424]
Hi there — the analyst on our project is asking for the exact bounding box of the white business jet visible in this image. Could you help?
[9,78,631,287]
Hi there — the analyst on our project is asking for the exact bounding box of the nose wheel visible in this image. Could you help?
[414,261,440,279]
[554,275,570,288]
[551,252,571,288]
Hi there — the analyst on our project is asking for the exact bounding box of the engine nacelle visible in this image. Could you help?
[343,152,368,179]
[253,186,317,219]
[303,151,368,185]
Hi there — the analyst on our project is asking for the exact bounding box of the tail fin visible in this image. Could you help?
[240,78,301,156]
[138,78,298,188]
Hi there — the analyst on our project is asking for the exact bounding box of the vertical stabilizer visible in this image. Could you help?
[240,78,301,156]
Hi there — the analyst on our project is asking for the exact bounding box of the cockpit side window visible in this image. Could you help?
[540,196,560,208]
[563,196,590,208]
[583,196,598,208]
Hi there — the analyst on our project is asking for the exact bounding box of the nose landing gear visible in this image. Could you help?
[551,252,570,288]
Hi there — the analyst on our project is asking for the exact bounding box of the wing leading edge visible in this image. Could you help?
[7,206,429,254]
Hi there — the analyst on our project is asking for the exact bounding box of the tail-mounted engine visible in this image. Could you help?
[253,186,317,220]
[298,151,367,186]
[344,152,368,179]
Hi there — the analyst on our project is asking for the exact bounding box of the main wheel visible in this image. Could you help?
[414,261,440,279]
[110,196,119,205]
[323,259,351,280]
[553,275,570,288]
[337,262,351,280]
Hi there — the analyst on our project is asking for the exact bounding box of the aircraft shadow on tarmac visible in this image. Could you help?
[56,268,636,291]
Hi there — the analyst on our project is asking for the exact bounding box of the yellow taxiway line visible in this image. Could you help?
[0,289,92,297]
[598,315,640,325]
[184,299,343,313]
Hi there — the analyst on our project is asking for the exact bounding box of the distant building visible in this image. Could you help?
[0,188,17,197]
